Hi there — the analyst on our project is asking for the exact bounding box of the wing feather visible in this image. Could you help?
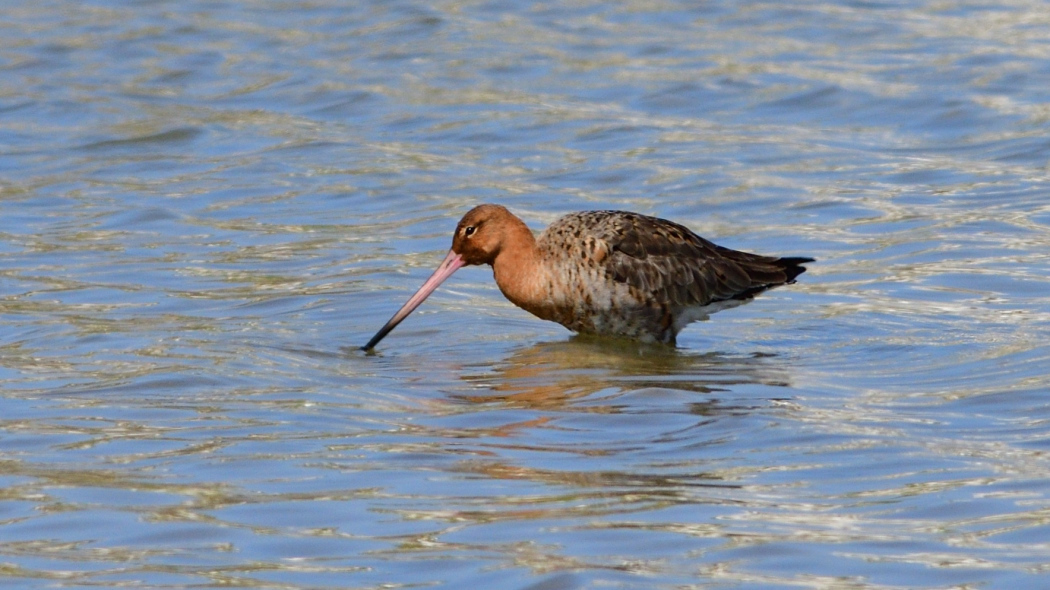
[573,211,808,307]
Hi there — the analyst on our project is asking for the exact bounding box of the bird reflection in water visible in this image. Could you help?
[451,336,796,411]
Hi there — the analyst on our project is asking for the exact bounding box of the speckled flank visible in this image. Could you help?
[453,204,814,345]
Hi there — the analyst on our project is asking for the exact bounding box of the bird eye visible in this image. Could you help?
[464,226,476,237]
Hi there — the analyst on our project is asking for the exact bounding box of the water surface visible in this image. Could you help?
[3,1,1050,588]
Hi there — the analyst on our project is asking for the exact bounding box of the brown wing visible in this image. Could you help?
[581,211,811,308]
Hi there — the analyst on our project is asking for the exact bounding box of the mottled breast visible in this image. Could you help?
[535,211,707,341]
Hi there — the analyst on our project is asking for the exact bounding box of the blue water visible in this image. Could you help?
[3,1,1050,588]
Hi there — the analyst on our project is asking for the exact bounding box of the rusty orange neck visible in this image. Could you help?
[491,218,548,312]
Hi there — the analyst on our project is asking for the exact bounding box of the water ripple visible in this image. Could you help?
[3,1,1050,588]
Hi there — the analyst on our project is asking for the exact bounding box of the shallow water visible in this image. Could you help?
[3,1,1050,588]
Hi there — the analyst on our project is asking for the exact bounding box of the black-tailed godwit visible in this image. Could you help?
[363,204,813,349]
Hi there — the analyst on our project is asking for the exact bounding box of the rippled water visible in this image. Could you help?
[3,1,1050,588]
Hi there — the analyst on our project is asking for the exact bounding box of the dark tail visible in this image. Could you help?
[713,251,815,301]
[776,256,815,283]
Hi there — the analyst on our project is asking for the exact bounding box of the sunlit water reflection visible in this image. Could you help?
[3,1,1050,588]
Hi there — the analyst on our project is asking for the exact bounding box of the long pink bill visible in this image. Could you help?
[362,250,465,351]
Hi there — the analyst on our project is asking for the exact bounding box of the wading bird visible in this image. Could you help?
[363,204,812,349]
